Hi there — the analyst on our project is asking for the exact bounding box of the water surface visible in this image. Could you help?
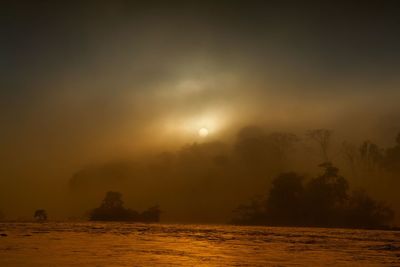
[0,222,399,266]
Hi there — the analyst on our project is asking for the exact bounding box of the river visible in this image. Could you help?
[1,222,399,266]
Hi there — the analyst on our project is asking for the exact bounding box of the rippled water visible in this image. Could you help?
[0,222,399,266]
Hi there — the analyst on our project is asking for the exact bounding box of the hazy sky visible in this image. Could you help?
[1,1,400,218]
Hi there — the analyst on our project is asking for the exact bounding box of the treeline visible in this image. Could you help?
[341,132,400,177]
[0,193,160,223]
[90,191,160,222]
[68,126,400,224]
[232,162,394,229]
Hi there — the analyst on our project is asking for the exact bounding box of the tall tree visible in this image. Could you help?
[307,129,333,162]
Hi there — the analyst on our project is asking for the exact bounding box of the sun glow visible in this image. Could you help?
[181,113,223,138]
[198,127,209,137]
[160,109,230,142]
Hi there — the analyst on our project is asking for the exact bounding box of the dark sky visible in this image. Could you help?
[1,1,400,218]
[3,1,400,89]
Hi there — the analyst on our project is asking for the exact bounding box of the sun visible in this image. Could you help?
[198,127,209,137]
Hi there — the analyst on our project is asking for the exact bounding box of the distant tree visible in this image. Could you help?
[308,163,348,204]
[359,141,383,172]
[304,162,348,226]
[90,191,137,221]
[345,190,394,228]
[383,132,400,173]
[342,141,358,177]
[268,132,299,162]
[266,172,305,225]
[307,129,332,161]
[101,191,124,209]
[140,205,161,223]
[232,163,394,229]
[90,191,161,223]
[34,209,47,221]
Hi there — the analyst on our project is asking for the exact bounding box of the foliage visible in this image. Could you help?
[90,191,160,222]
[232,163,394,229]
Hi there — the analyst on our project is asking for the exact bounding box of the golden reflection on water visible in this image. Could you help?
[0,222,399,266]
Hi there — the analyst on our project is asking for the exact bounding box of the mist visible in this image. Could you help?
[1,1,400,225]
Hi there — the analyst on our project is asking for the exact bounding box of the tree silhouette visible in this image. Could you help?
[307,129,332,161]
[342,141,358,178]
[383,132,400,173]
[101,191,124,209]
[266,172,305,225]
[232,163,394,229]
[359,141,383,173]
[140,205,161,223]
[90,191,137,221]
[34,209,47,221]
[346,190,394,228]
[305,162,348,226]
[90,191,161,222]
